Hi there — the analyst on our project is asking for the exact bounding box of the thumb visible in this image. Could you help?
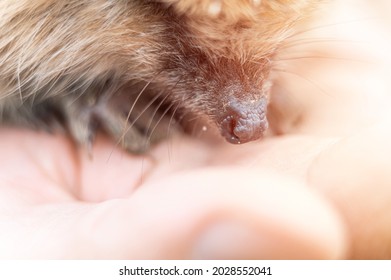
[69,168,347,259]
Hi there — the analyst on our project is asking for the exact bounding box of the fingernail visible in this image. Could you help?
[191,219,271,259]
[190,218,336,259]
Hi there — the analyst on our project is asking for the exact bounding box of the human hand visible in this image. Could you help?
[1,114,389,259]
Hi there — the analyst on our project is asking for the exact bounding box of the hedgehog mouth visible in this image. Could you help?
[220,113,268,144]
[217,97,269,144]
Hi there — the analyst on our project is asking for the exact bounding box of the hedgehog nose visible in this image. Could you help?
[219,97,268,144]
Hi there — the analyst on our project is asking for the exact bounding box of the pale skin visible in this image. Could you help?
[0,0,390,259]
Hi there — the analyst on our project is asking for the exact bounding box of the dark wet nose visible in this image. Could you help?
[219,97,268,144]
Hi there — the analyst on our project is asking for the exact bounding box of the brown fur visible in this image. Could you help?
[0,0,320,152]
